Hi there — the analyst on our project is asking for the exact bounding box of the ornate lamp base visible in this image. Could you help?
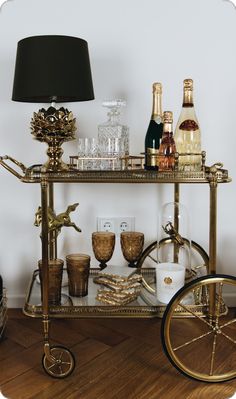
[31,106,76,172]
[43,139,69,172]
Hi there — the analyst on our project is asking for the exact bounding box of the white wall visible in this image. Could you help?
[0,0,235,306]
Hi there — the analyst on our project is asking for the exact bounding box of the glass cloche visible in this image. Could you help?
[157,202,192,272]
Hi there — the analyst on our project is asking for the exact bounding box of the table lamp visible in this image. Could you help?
[12,35,94,171]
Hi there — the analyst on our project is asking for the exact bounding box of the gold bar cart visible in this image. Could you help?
[0,154,234,382]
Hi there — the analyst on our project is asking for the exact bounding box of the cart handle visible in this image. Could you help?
[209,162,223,171]
[0,155,27,180]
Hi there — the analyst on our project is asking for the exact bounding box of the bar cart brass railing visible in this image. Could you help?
[0,152,234,382]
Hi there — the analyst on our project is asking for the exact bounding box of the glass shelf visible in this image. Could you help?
[24,268,168,318]
[23,268,219,319]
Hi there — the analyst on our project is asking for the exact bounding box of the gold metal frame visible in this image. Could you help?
[0,154,231,380]
[0,156,230,184]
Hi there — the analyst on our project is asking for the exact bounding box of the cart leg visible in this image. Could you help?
[42,316,75,378]
[41,179,49,317]
[174,183,180,263]
[208,167,218,323]
[42,317,55,362]
[48,182,57,260]
[40,179,75,378]
[209,172,217,276]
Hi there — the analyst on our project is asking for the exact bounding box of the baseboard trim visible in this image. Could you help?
[223,293,236,307]
[7,295,26,308]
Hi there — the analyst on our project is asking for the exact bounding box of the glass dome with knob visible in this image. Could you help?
[157,202,192,273]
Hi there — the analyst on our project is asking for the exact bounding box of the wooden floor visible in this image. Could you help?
[0,309,236,399]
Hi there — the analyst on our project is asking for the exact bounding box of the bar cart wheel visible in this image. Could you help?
[161,274,236,382]
[42,345,75,378]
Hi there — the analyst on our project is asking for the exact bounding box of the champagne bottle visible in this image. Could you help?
[144,82,163,170]
[159,111,176,171]
[174,79,201,171]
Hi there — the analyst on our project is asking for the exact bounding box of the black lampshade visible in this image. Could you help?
[12,35,95,103]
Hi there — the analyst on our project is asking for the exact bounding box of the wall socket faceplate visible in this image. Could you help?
[97,217,135,234]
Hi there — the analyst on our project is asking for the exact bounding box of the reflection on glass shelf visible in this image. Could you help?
[24,268,163,318]
[30,269,151,307]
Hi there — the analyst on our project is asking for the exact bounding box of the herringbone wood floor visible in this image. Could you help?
[0,309,236,399]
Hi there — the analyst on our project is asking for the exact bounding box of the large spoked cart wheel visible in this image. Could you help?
[161,274,236,382]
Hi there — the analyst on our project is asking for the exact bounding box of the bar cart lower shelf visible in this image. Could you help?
[23,268,236,382]
[24,267,210,319]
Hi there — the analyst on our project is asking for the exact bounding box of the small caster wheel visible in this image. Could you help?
[42,345,75,378]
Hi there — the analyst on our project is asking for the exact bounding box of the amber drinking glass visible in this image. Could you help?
[120,232,144,268]
[92,232,115,270]
[66,254,90,297]
[38,258,63,305]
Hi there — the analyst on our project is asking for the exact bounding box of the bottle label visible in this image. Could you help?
[179,119,199,131]
[146,147,158,167]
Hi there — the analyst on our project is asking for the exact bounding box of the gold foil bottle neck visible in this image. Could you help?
[183,79,194,105]
[163,111,173,124]
[152,82,162,94]
[184,78,193,91]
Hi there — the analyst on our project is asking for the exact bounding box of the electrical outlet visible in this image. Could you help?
[97,217,135,234]
[97,218,115,232]
[120,221,129,232]
[117,217,135,233]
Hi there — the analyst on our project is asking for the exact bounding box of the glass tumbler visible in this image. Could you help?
[38,258,63,305]
[66,254,90,297]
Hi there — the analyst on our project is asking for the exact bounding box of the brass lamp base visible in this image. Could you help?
[31,106,77,172]
[43,138,69,172]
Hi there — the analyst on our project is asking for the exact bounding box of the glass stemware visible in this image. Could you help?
[92,232,115,270]
[120,232,144,268]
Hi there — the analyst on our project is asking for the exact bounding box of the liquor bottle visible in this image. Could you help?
[158,111,176,171]
[144,82,163,170]
[174,79,201,171]
[98,99,129,156]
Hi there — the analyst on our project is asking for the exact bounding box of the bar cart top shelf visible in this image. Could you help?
[0,156,231,184]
